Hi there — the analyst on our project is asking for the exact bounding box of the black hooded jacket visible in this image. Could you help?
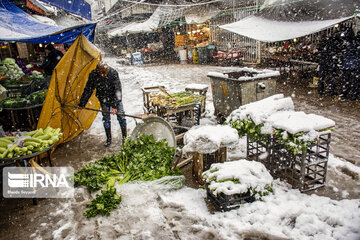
[79,67,122,108]
[39,49,64,75]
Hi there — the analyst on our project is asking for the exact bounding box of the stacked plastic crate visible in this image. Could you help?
[227,94,335,192]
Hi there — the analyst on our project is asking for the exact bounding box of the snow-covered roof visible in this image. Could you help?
[203,160,273,196]
[220,15,352,42]
[183,125,239,154]
[227,94,295,126]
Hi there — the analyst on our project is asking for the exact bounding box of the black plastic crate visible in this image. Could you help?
[206,184,255,212]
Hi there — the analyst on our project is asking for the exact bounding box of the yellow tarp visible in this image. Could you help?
[37,34,101,145]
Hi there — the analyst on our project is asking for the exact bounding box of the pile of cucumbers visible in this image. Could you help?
[0,127,63,159]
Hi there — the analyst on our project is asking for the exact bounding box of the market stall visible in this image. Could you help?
[0,57,48,131]
[0,0,97,132]
[174,22,214,64]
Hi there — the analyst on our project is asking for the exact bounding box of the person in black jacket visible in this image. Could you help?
[78,61,127,147]
[38,44,64,77]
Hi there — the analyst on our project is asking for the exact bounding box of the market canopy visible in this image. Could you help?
[220,0,360,42]
[0,0,96,44]
[37,0,91,20]
[184,4,220,24]
[108,6,187,37]
[220,16,353,42]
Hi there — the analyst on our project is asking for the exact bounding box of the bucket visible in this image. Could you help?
[179,49,187,64]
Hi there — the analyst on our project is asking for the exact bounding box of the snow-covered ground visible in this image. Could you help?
[30,58,360,240]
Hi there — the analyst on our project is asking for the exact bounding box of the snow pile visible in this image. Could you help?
[182,125,239,154]
[203,160,273,196]
[207,67,280,81]
[267,111,335,134]
[159,182,360,240]
[185,83,208,90]
[227,94,294,125]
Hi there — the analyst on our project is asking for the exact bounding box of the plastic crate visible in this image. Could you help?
[247,132,331,192]
[206,184,255,212]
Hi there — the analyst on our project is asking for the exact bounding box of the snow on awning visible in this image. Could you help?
[38,0,92,20]
[0,0,96,44]
[220,15,353,42]
[108,6,187,37]
[184,4,220,24]
[32,14,57,26]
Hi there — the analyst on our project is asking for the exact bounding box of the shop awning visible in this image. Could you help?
[220,0,359,42]
[0,0,96,44]
[220,15,352,42]
[38,0,91,20]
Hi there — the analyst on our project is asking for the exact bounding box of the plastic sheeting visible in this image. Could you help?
[39,0,91,20]
[184,4,220,24]
[109,6,187,37]
[37,34,101,145]
[220,0,359,42]
[220,15,352,42]
[0,0,96,44]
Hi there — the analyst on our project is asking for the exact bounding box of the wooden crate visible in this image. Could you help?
[192,147,227,185]
[185,86,208,113]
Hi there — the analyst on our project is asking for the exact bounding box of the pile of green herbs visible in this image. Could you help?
[74,134,182,217]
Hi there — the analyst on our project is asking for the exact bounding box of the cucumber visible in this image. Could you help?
[0,138,12,144]
[32,128,44,138]
[24,137,42,143]
[2,136,17,141]
[44,126,54,134]
[24,142,40,148]
[0,147,6,153]
[0,142,10,148]
[37,134,52,140]
[25,130,37,136]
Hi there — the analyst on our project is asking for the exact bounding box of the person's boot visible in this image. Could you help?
[104,128,112,147]
[121,126,127,139]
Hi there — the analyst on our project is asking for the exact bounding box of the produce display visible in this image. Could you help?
[150,91,204,108]
[0,58,45,89]
[74,134,183,217]
[27,70,44,82]
[0,127,63,159]
[0,58,25,81]
[0,90,47,108]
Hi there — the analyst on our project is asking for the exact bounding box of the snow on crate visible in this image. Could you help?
[203,160,273,199]
[182,125,239,154]
[185,83,209,90]
[266,111,336,135]
[226,94,294,125]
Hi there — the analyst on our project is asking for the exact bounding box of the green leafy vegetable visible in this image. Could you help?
[84,178,122,218]
[75,134,182,217]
